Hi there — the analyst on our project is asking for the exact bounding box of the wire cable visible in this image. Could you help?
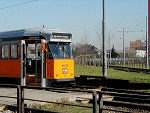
[114,21,146,40]
[0,0,38,10]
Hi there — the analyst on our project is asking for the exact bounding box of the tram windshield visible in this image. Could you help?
[47,42,73,59]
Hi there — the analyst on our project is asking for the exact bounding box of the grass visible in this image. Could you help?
[29,103,92,113]
[29,98,93,113]
[75,65,150,83]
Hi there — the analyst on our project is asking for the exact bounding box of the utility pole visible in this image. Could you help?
[117,28,125,67]
[109,35,111,66]
[123,28,125,67]
[118,29,145,67]
[146,16,149,69]
[102,0,107,77]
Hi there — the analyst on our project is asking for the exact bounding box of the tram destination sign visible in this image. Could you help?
[29,37,40,39]
[52,34,71,40]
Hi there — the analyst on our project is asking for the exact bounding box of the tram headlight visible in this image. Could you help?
[62,68,68,74]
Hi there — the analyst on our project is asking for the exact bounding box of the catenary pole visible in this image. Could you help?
[146,16,149,69]
[118,29,145,67]
[109,35,111,66]
[102,0,107,77]
[123,28,125,67]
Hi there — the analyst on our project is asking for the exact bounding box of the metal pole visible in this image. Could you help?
[41,39,46,87]
[35,41,37,86]
[109,35,111,66]
[21,40,26,86]
[17,85,21,113]
[123,28,125,67]
[146,16,149,69]
[17,85,24,113]
[99,92,103,113]
[93,91,97,113]
[102,0,107,77]
[23,42,26,86]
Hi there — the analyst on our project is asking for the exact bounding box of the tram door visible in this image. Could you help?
[25,40,42,86]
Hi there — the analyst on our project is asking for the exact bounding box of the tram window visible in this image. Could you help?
[47,45,53,59]
[27,43,41,60]
[48,42,72,59]
[10,41,19,59]
[60,45,69,58]
[1,42,9,60]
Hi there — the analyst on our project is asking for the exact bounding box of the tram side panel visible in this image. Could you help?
[46,59,54,79]
[0,41,21,84]
[0,60,21,78]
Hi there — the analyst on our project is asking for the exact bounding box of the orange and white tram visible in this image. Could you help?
[0,28,74,87]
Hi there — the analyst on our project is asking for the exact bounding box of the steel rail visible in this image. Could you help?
[0,96,17,99]
[103,101,150,111]
[22,85,95,93]
[101,107,133,113]
[0,84,18,88]
[99,91,150,99]
[114,96,150,103]
[110,65,150,73]
[102,87,150,95]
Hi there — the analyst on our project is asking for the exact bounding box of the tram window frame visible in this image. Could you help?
[10,41,19,60]
[1,42,9,60]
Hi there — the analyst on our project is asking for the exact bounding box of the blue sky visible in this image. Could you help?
[0,0,148,50]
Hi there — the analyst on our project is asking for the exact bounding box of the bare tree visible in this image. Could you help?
[95,23,102,50]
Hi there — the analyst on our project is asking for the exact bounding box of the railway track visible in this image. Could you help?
[101,88,150,112]
[110,65,150,74]
[0,84,150,112]
[51,83,150,112]
[41,80,150,112]
[1,76,150,112]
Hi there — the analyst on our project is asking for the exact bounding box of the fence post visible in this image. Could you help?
[93,91,97,113]
[17,85,24,113]
[98,92,103,113]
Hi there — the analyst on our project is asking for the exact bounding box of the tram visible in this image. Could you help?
[0,28,74,87]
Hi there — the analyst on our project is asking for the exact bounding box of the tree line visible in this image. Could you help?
[72,43,119,58]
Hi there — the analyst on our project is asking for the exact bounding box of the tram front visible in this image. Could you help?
[45,33,74,86]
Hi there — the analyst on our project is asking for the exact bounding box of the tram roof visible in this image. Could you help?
[0,28,72,42]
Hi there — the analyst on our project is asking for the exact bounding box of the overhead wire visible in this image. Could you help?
[113,21,146,40]
[128,21,146,31]
[0,0,38,10]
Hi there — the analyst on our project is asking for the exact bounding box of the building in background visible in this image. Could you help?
[130,40,146,50]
